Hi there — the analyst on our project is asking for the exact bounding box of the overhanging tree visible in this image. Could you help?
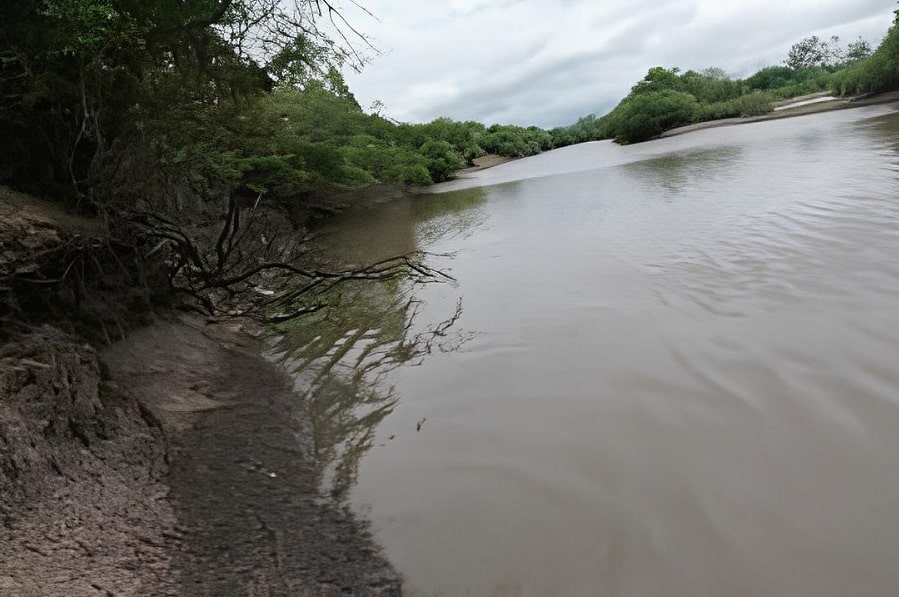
[0,0,375,201]
[1,1,467,324]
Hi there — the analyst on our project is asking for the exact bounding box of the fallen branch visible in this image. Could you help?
[128,194,456,323]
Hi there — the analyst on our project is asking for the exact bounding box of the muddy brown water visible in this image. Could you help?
[278,104,899,596]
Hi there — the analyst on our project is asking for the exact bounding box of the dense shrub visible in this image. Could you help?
[480,125,551,157]
[607,90,699,144]
[830,11,899,96]
[419,140,466,183]
[698,93,773,121]
[342,136,433,184]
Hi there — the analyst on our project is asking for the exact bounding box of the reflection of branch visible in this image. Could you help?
[396,298,473,363]
[275,279,472,502]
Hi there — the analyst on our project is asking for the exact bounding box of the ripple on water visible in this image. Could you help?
[300,105,899,596]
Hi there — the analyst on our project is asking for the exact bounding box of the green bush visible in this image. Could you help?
[296,144,345,182]
[419,140,465,183]
[393,163,433,185]
[830,12,899,96]
[234,154,309,193]
[745,66,800,90]
[342,135,434,184]
[334,164,376,187]
[610,90,699,144]
[698,93,772,121]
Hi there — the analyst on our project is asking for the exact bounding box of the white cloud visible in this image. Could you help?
[340,0,896,127]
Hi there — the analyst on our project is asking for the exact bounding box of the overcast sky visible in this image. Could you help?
[338,0,896,128]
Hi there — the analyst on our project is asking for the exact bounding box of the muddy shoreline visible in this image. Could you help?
[1,315,401,596]
[0,187,402,595]
[112,317,402,596]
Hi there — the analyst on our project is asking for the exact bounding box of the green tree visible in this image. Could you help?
[342,135,432,184]
[846,37,873,62]
[830,9,899,95]
[744,66,796,90]
[0,0,373,202]
[630,66,684,95]
[419,140,465,183]
[785,35,843,69]
[611,90,699,144]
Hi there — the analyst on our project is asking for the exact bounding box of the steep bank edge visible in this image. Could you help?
[0,327,175,597]
[1,186,176,596]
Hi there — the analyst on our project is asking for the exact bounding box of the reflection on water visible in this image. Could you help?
[412,187,490,246]
[283,105,899,596]
[273,191,484,500]
[273,281,405,500]
[622,147,743,198]
[273,280,470,500]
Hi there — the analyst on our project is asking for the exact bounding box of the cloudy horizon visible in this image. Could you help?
[339,0,896,128]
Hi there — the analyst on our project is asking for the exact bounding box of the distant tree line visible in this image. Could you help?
[225,5,899,191]
[551,10,898,145]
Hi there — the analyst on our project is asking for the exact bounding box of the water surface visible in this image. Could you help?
[286,105,899,596]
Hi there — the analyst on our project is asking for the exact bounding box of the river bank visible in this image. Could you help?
[0,188,401,595]
[1,318,401,596]
[107,316,402,596]
[661,90,899,138]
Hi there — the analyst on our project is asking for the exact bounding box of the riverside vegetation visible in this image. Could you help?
[2,5,898,230]
[3,4,899,228]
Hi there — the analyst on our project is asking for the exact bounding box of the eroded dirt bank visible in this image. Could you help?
[1,187,401,595]
[1,316,402,596]
[0,328,175,596]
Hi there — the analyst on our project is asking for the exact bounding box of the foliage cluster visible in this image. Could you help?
[585,67,773,144]
[831,10,899,96]
[0,0,564,217]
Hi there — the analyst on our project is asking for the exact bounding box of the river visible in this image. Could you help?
[277,103,899,596]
